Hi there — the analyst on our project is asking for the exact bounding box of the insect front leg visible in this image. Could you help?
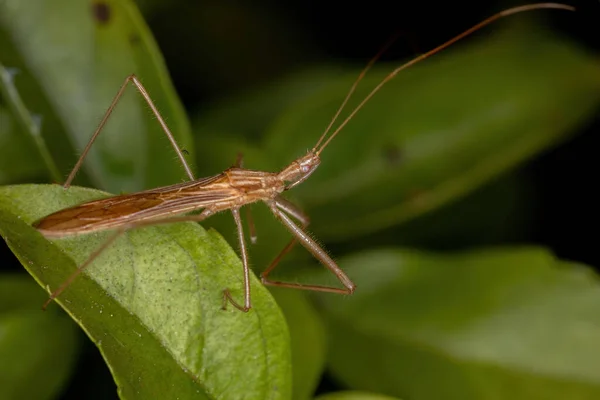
[262,198,355,294]
[261,197,309,277]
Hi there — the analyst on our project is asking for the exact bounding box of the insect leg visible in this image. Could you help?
[261,197,309,278]
[246,207,257,245]
[43,209,215,309]
[64,74,194,188]
[233,152,258,243]
[43,227,125,310]
[223,208,252,312]
[235,152,244,168]
[262,199,355,294]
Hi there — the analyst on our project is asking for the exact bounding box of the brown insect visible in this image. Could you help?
[35,3,575,312]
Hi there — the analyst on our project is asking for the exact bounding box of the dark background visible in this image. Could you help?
[2,0,599,398]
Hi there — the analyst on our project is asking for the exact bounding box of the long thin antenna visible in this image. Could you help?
[312,33,401,151]
[315,2,575,155]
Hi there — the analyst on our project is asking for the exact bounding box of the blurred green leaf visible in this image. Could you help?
[0,274,80,400]
[193,66,346,149]
[271,289,326,400]
[0,104,45,184]
[262,26,600,241]
[0,63,62,183]
[359,172,533,251]
[315,391,401,400]
[0,184,291,399]
[0,0,194,192]
[319,247,600,399]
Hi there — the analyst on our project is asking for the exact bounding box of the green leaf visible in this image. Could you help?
[368,172,533,250]
[0,274,80,400]
[315,391,401,400]
[0,184,291,399]
[264,25,600,241]
[192,67,347,149]
[0,0,194,192]
[271,289,326,400]
[0,104,46,184]
[319,247,600,399]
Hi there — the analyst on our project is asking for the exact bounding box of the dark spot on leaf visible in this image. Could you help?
[92,1,111,24]
[129,34,141,46]
[382,142,403,167]
[403,188,426,210]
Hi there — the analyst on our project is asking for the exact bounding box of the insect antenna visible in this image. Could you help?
[314,2,575,156]
[311,33,401,152]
